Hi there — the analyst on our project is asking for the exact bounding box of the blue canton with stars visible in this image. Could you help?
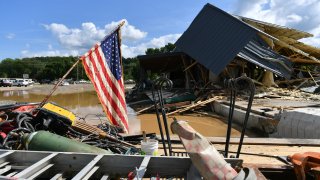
[101,31,122,80]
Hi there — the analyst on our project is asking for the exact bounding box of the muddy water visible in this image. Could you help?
[0,90,240,136]
[138,114,240,137]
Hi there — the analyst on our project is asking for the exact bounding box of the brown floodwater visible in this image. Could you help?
[139,114,240,137]
[0,90,241,136]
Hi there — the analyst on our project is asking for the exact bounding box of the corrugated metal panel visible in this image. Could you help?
[175,3,292,79]
[238,35,292,79]
[174,3,257,76]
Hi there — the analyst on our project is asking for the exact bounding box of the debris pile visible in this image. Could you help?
[0,102,140,154]
[127,3,320,122]
[256,87,320,101]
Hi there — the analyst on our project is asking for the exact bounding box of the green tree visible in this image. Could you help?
[122,57,139,81]
[0,43,175,82]
[145,43,175,55]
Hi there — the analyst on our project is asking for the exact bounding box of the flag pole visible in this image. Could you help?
[38,21,125,108]
[102,20,125,42]
[38,58,80,108]
[117,24,124,77]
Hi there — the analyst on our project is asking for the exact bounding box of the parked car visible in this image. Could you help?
[60,81,70,86]
[27,79,34,85]
[0,79,13,87]
[12,79,29,87]
[75,79,90,84]
[40,79,51,84]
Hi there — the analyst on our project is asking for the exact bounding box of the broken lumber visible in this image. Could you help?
[136,104,154,115]
[167,96,219,116]
[276,77,314,84]
[294,79,309,90]
[308,70,318,86]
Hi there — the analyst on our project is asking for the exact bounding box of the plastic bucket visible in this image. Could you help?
[141,139,158,156]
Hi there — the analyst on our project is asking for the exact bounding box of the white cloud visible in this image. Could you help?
[44,19,147,51]
[5,33,15,39]
[300,24,320,47]
[32,19,179,58]
[104,19,147,41]
[234,0,320,47]
[21,49,79,58]
[20,33,180,58]
[121,34,181,58]
[286,14,303,24]
[21,50,29,55]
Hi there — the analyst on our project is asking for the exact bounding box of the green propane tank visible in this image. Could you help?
[22,131,113,154]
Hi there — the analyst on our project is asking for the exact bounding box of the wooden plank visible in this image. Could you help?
[183,61,197,72]
[290,58,320,64]
[276,77,313,84]
[162,135,320,146]
[294,79,309,90]
[136,101,191,115]
[308,70,318,86]
[181,55,196,82]
[167,97,219,115]
[136,104,154,115]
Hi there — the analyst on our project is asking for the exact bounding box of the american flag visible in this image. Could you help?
[81,30,129,133]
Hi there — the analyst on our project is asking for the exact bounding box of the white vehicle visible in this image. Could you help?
[60,81,70,86]
[76,79,89,84]
[27,79,34,85]
[13,79,29,87]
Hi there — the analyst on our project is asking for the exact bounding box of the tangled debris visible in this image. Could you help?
[256,87,320,101]
[0,102,140,154]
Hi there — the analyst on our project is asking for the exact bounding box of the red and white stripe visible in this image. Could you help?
[81,44,129,133]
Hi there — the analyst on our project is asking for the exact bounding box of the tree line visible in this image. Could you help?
[0,56,85,82]
[0,43,175,82]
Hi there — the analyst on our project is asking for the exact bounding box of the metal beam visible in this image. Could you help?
[14,153,57,179]
[0,151,14,164]
[27,164,54,180]
[82,166,99,180]
[135,155,151,179]
[50,173,63,180]
[72,154,103,180]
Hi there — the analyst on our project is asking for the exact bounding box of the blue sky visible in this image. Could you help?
[1,0,319,60]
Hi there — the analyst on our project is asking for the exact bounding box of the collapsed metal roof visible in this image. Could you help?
[238,34,292,79]
[175,3,292,79]
[239,16,320,61]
